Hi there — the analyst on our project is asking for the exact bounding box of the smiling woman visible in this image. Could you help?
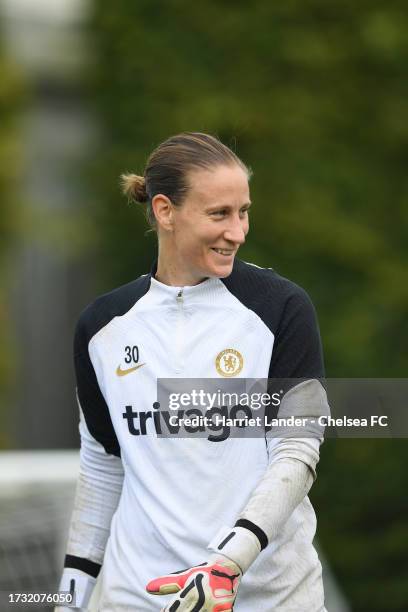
[121,133,252,285]
[152,165,250,285]
[56,132,329,612]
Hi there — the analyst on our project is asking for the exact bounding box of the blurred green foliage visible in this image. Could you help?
[0,43,26,447]
[87,1,407,609]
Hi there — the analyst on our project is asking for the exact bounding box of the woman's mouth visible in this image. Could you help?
[211,248,235,257]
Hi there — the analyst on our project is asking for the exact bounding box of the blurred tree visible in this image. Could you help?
[0,43,26,447]
[88,1,408,609]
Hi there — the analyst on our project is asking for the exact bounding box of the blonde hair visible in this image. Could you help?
[121,174,148,203]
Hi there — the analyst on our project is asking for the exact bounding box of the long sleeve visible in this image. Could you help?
[56,405,124,609]
[65,403,124,566]
[237,380,329,544]
[57,301,126,609]
[208,380,329,573]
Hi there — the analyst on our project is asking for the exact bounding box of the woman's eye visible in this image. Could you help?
[212,210,227,217]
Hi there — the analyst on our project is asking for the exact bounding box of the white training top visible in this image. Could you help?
[62,259,327,611]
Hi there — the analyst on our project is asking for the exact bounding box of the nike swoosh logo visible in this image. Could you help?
[116,363,146,377]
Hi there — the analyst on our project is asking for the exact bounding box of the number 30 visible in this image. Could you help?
[124,345,139,364]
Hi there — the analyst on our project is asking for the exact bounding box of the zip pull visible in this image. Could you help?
[177,288,183,302]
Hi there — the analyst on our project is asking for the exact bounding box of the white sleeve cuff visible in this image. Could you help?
[207,525,261,574]
[57,568,96,609]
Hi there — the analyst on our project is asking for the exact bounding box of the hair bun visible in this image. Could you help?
[120,173,148,203]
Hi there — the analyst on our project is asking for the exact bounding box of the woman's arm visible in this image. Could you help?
[208,379,329,568]
[57,404,124,609]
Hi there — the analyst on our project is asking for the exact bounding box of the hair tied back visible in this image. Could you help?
[121,173,148,204]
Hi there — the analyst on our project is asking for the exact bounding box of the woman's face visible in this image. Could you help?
[166,164,251,285]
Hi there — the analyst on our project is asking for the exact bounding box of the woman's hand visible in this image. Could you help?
[146,554,242,611]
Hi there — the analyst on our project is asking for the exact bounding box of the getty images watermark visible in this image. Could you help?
[120,378,408,441]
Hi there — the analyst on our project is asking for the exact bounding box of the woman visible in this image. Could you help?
[58,132,329,611]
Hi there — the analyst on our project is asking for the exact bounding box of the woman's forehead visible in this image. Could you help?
[186,165,250,202]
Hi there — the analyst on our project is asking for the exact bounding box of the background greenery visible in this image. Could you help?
[0,42,25,448]
[1,0,407,609]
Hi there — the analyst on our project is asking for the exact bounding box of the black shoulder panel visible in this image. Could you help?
[221,259,325,382]
[74,274,151,456]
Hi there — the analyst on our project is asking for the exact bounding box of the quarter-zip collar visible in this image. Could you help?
[149,275,222,305]
[147,258,225,305]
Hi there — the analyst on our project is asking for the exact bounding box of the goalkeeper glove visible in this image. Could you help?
[146,523,264,611]
[146,554,241,612]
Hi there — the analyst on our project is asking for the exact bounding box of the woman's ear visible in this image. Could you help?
[151,194,174,232]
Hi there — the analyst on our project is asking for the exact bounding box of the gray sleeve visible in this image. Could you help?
[64,401,124,569]
[233,380,329,551]
[267,379,330,477]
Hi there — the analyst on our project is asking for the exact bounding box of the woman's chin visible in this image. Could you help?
[206,259,235,278]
